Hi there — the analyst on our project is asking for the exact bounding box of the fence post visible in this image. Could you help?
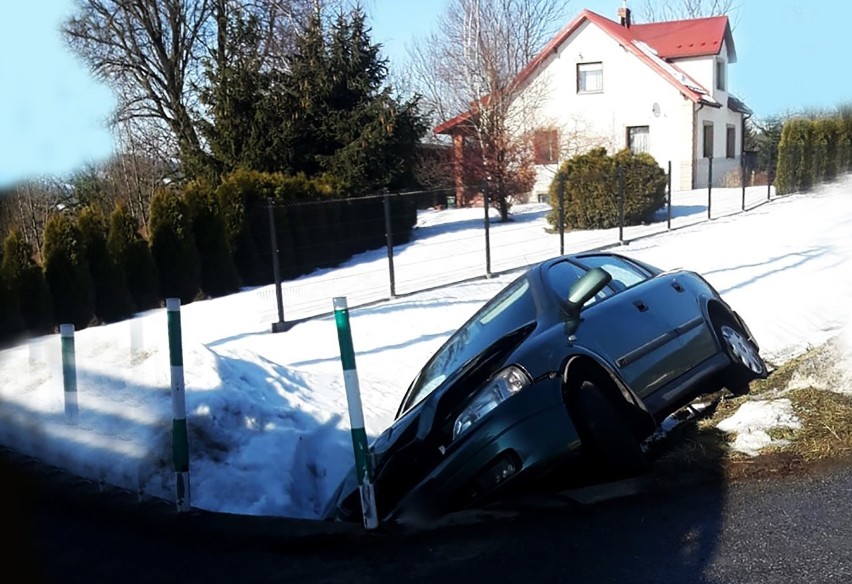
[707,156,713,220]
[741,152,746,211]
[332,297,379,530]
[383,192,396,299]
[166,298,191,513]
[558,184,565,255]
[482,180,492,278]
[267,198,287,333]
[617,166,625,245]
[60,324,78,423]
[667,161,672,230]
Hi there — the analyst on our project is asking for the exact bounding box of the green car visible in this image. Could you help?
[324,252,767,524]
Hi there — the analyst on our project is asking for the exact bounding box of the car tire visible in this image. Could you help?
[572,382,648,482]
[713,314,767,395]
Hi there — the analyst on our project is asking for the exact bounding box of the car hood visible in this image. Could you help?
[325,322,537,520]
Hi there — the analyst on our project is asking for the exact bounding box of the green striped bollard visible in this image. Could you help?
[166,298,191,512]
[333,297,379,530]
[60,324,78,423]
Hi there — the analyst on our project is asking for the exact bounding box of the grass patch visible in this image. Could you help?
[651,340,852,481]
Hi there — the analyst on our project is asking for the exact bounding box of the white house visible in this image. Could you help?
[435,5,751,202]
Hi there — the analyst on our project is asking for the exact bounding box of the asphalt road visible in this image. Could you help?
[6,451,852,584]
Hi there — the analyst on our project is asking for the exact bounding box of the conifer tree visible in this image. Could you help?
[1,229,53,334]
[148,189,202,304]
[43,213,95,329]
[108,204,160,311]
[78,207,134,322]
[0,254,25,343]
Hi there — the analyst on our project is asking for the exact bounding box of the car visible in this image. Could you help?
[323,252,767,524]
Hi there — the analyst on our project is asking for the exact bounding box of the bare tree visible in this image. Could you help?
[636,0,738,23]
[1,181,71,262]
[64,0,215,176]
[410,0,572,220]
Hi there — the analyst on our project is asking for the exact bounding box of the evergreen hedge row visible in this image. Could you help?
[775,116,852,195]
[0,169,418,344]
[217,168,416,284]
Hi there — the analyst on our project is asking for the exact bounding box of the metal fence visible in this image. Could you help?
[257,160,780,329]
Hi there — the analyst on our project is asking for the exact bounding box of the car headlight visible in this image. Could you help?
[452,366,531,440]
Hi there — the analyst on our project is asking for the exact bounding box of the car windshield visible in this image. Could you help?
[401,276,536,412]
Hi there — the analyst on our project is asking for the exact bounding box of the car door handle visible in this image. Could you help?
[671,280,684,292]
[633,300,649,312]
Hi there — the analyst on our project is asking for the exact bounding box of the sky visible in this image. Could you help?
[1,0,850,187]
[1,180,851,520]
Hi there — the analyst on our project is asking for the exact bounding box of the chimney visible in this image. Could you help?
[618,0,631,27]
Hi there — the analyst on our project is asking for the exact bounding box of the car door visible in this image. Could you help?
[644,271,718,369]
[546,258,686,397]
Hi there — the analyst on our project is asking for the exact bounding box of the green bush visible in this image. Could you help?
[184,180,241,297]
[148,188,202,304]
[216,168,281,285]
[774,116,852,195]
[0,259,25,344]
[547,148,666,230]
[78,207,134,323]
[214,167,417,285]
[812,118,840,183]
[1,229,53,334]
[43,213,95,329]
[108,204,160,311]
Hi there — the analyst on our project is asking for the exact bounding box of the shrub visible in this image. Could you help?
[78,207,134,323]
[184,180,241,297]
[776,118,817,195]
[148,188,202,304]
[547,148,666,230]
[216,168,281,286]
[0,259,25,344]
[43,213,95,329]
[1,229,53,334]
[108,204,160,311]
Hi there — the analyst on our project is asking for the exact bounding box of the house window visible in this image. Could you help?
[533,129,559,165]
[726,125,736,159]
[716,60,726,91]
[703,123,714,158]
[577,62,603,93]
[627,126,650,154]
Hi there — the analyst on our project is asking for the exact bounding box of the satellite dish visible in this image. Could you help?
[652,102,661,117]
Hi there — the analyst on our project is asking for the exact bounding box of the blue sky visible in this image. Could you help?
[1,0,848,186]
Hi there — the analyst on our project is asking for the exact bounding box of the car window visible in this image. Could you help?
[402,276,536,412]
[576,255,650,292]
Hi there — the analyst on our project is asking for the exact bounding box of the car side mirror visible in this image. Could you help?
[567,267,612,311]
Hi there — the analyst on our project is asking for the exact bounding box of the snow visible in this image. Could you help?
[2,178,852,519]
[716,399,801,457]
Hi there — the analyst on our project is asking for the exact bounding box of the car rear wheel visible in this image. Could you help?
[572,382,648,482]
[714,314,767,395]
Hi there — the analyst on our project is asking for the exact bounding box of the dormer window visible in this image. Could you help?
[716,60,726,91]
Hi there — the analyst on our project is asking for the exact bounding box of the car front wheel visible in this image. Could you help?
[571,382,648,482]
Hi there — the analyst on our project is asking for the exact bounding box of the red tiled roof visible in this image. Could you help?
[630,16,735,62]
[435,9,739,135]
